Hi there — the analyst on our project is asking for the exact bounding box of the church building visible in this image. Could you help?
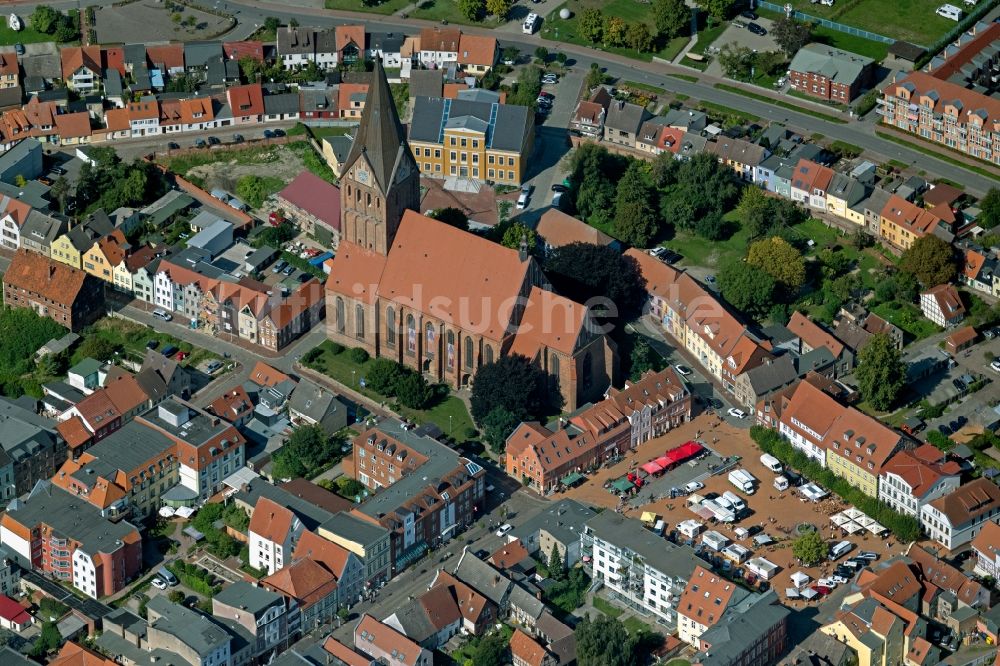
[325,60,616,411]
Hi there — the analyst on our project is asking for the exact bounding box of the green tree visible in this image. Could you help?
[394,372,434,409]
[482,406,521,454]
[502,46,519,63]
[167,590,186,604]
[30,621,61,657]
[628,337,663,380]
[507,65,542,108]
[470,354,550,424]
[263,16,280,34]
[534,46,549,63]
[545,242,647,321]
[365,358,405,396]
[272,424,332,479]
[499,221,538,253]
[604,16,627,46]
[49,175,71,214]
[568,143,627,229]
[579,8,605,43]
[700,0,733,24]
[429,207,469,231]
[614,162,659,247]
[899,234,957,287]
[30,5,60,33]
[652,0,689,37]
[791,530,826,566]
[337,477,366,500]
[718,262,775,320]
[472,632,509,666]
[855,333,906,411]
[735,186,773,239]
[980,187,1000,228]
[585,62,607,90]
[575,614,635,666]
[485,0,512,18]
[236,175,275,208]
[457,0,485,21]
[626,22,653,52]
[548,543,566,580]
[717,42,756,80]
[252,221,297,248]
[289,17,299,27]
[239,55,262,82]
[771,16,813,56]
[747,237,806,290]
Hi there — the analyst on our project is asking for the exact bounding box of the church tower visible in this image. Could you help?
[339,58,420,256]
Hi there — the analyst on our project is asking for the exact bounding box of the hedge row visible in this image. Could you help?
[750,426,922,542]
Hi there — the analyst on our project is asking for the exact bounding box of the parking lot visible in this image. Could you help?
[704,15,783,79]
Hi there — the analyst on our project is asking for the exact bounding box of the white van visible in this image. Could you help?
[152,309,173,322]
[523,13,539,34]
[935,4,963,20]
[516,191,529,210]
[773,476,789,492]
[760,453,783,474]
[722,491,747,513]
[828,540,854,561]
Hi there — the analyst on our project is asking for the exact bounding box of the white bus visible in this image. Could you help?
[523,13,539,34]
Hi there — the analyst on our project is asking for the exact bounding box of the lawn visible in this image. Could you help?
[686,20,728,57]
[593,596,623,618]
[870,301,942,341]
[790,218,844,255]
[661,212,749,270]
[74,318,222,370]
[0,23,59,45]
[309,126,354,140]
[305,341,478,440]
[543,1,709,63]
[695,100,763,126]
[324,0,410,15]
[713,83,847,124]
[410,0,501,25]
[778,0,957,45]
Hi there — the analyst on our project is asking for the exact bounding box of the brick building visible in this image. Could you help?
[2,250,105,332]
[788,44,875,102]
[343,419,485,574]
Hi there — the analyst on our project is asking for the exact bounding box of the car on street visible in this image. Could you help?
[810,584,832,596]
[151,578,168,590]
[536,98,552,108]
[521,183,534,196]
[832,574,850,584]
[991,359,1000,372]
[14,43,24,55]
[856,551,879,561]
[986,329,995,339]
[938,424,952,435]
[272,260,288,274]
[273,129,286,137]
[152,309,173,322]
[495,523,513,537]
[817,578,837,588]
[232,134,244,143]
[167,142,180,150]
[674,364,692,376]
[747,22,767,35]
[516,191,530,210]
[728,407,747,419]
[707,397,723,409]
[551,183,568,193]
[684,481,704,494]
[539,91,554,99]
[208,136,221,145]
[263,129,275,139]
[195,138,207,148]
[740,9,758,19]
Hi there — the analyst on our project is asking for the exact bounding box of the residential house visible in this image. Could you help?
[787,311,855,377]
[82,228,128,283]
[183,42,222,74]
[778,379,903,496]
[961,247,997,295]
[265,92,302,122]
[262,557,340,632]
[384,571,496,648]
[276,172,342,247]
[0,137,42,183]
[318,512,392,585]
[2,251,105,332]
[336,27,366,66]
[277,27,337,70]
[832,310,905,353]
[287,380,349,434]
[408,95,534,185]
[418,27,461,68]
[0,398,64,506]
[690,592,789,666]
[368,32,405,71]
[511,629,556,666]
[249,496,305,575]
[0,52,18,90]
[293,528,366,609]
[582,511,698,628]
[60,46,103,92]
[971,520,1000,578]
[677,565,751,645]
[821,597,906,666]
[826,173,871,225]
[456,34,497,76]
[790,159,834,210]
[788,44,875,102]
[569,87,611,137]
[0,480,141,598]
[704,136,769,181]
[921,478,1000,550]
[879,445,961,518]
[604,100,650,147]
[300,86,337,120]
[213,581,291,661]
[920,284,964,327]
[0,595,31,632]
[322,135,353,178]
[880,194,945,252]
[49,209,115,269]
[0,195,31,251]
[354,614,432,666]
[227,83,265,124]
[17,209,63,258]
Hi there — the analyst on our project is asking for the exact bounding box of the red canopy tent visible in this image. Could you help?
[641,461,664,475]
[654,455,672,468]
[663,441,705,466]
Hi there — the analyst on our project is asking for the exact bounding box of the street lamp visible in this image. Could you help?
[352,369,356,386]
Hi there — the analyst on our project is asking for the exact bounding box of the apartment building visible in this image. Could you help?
[921,478,1000,550]
[408,93,534,185]
[213,581,292,661]
[354,614,432,666]
[0,398,65,507]
[582,511,698,629]
[249,496,304,575]
[2,251,105,332]
[0,481,142,598]
[879,445,961,518]
[971,520,1000,578]
[879,194,946,252]
[788,44,874,102]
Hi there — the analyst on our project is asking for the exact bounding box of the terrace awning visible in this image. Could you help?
[664,441,704,465]
[641,461,663,475]
[612,478,635,493]
[561,472,585,486]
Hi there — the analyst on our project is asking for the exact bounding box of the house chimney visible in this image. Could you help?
[519,234,529,262]
[49,265,56,280]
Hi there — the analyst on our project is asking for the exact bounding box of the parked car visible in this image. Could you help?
[539,91,554,99]
[272,260,288,273]
[810,584,832,596]
[232,134,245,143]
[206,361,222,373]
[175,351,188,361]
[51,166,67,175]
[991,359,1000,373]
[152,309,172,322]
[705,275,716,283]
[938,424,952,435]
[194,138,207,148]
[952,378,967,392]
[707,397,723,409]
[282,264,295,276]
[856,551,879,561]
[728,407,747,419]
[263,129,275,139]
[146,339,159,349]
[516,191,530,210]
[14,43,24,55]
[747,22,767,35]
[161,345,179,358]
[956,415,968,428]
[684,481,704,494]
[207,136,221,145]
[167,142,180,150]
[542,74,558,84]
[674,364,692,376]
[986,329,995,339]
[551,183,568,193]
[151,578,168,590]
[273,129,286,137]
[495,523,513,537]
[474,549,490,560]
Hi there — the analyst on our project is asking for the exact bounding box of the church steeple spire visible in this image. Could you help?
[342,58,411,193]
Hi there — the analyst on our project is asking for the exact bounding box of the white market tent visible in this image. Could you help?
[801,483,829,501]
[790,571,811,588]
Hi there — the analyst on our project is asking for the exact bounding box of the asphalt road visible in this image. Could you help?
[5,0,996,194]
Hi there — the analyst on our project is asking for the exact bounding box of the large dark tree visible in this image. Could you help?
[568,144,627,229]
[652,0,688,38]
[429,207,470,231]
[771,16,813,56]
[855,333,906,411]
[470,354,550,425]
[899,234,957,288]
[981,187,1000,229]
[575,615,636,666]
[272,424,332,479]
[660,153,741,237]
[718,262,775,321]
[614,162,659,247]
[545,242,647,321]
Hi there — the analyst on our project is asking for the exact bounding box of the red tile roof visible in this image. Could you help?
[50,642,117,666]
[678,566,741,629]
[488,538,530,570]
[249,496,296,544]
[248,361,293,388]
[791,159,834,194]
[0,594,30,624]
[61,46,102,79]
[293,529,353,578]
[263,557,338,608]
[509,286,588,357]
[922,283,965,319]
[146,44,184,70]
[278,171,341,232]
[226,84,264,118]
[102,47,125,77]
[510,629,549,666]
[880,449,957,499]
[788,311,845,358]
[457,34,497,66]
[3,251,91,306]
[207,386,254,423]
[335,25,365,51]
[355,613,425,666]
[882,193,943,238]
[971,520,1000,564]
[223,41,264,63]
[946,325,977,349]
[57,415,92,450]
[55,112,92,140]
[322,637,372,666]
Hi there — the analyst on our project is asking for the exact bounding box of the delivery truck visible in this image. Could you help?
[728,468,757,494]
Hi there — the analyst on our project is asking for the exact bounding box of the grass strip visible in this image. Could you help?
[622,80,666,94]
[714,83,847,123]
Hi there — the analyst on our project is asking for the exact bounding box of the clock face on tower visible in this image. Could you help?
[357,169,369,184]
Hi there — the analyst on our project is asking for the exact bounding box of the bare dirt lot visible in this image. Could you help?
[95,0,234,44]
[185,148,307,194]
[562,413,911,605]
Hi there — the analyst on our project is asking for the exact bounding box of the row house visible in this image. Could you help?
[418,26,460,68]
[921,478,1000,550]
[962,246,999,296]
[786,311,855,377]
[354,614,432,666]
[704,136,769,181]
[262,557,340,633]
[368,32,406,73]
[604,99,650,147]
[505,367,692,492]
[343,419,485,574]
[278,27,338,70]
[82,228,128,284]
[880,193,947,253]
[0,195,31,251]
[790,158,835,210]
[384,571,496,648]
[214,581,293,662]
[293,529,366,609]
[60,46,104,92]
[249,496,303,575]
[569,87,611,137]
[50,209,115,269]
[0,398,65,508]
[879,445,961,518]
[0,52,18,90]
[778,379,904,497]
[971,520,1000,578]
[0,480,142,598]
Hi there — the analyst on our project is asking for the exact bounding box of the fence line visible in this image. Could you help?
[756,1,895,45]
